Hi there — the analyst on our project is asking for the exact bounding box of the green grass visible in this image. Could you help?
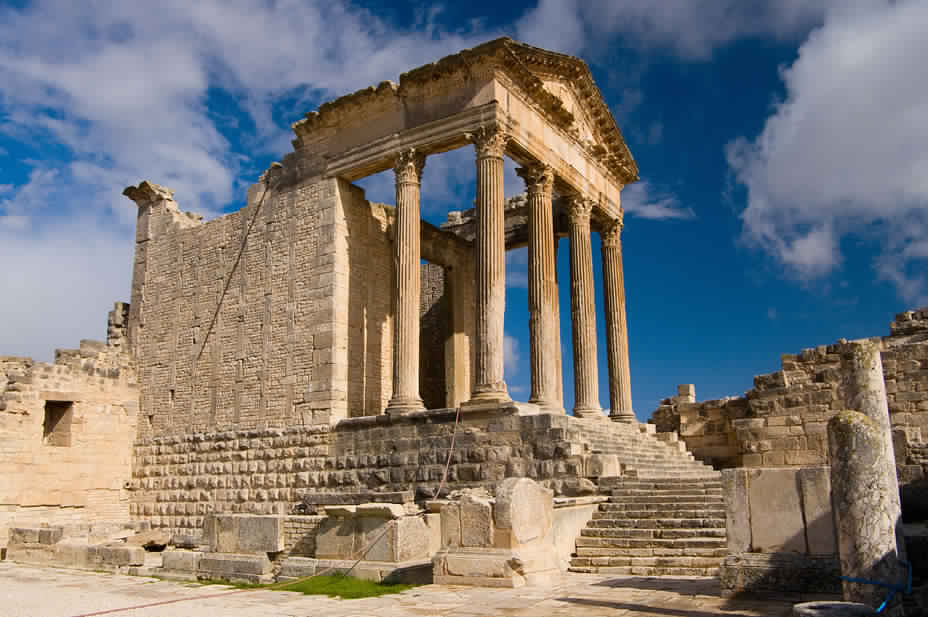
[194,573,418,599]
[275,574,417,599]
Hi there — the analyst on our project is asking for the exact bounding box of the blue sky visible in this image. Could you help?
[1,0,926,419]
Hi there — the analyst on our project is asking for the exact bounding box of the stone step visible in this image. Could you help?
[608,487,722,497]
[569,555,724,568]
[577,535,726,548]
[580,527,727,540]
[607,495,724,505]
[601,479,721,490]
[575,546,728,558]
[587,517,725,529]
[594,509,725,520]
[567,565,719,577]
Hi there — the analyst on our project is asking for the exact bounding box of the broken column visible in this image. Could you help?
[827,340,906,616]
[839,339,906,559]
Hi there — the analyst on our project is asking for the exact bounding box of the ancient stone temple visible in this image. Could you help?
[4,38,925,605]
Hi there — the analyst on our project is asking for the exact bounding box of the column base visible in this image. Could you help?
[385,396,426,416]
[529,397,567,415]
[609,410,636,423]
[573,406,605,420]
[462,385,511,410]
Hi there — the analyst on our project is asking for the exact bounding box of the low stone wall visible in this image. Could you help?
[0,303,138,549]
[720,466,840,597]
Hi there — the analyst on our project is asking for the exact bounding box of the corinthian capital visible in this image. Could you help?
[393,148,427,184]
[567,195,594,225]
[467,125,509,159]
[601,216,624,248]
[515,164,554,196]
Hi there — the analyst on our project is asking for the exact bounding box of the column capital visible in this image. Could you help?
[393,148,426,185]
[515,164,554,196]
[467,125,509,159]
[601,215,624,248]
[567,195,594,225]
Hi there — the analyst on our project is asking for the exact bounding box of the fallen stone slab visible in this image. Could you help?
[197,553,273,584]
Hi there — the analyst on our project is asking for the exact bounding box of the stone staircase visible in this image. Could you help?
[569,474,727,576]
[568,417,718,478]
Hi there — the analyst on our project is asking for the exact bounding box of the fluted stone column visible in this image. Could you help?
[601,215,635,422]
[517,164,562,412]
[466,126,510,405]
[553,235,564,407]
[386,149,427,414]
[568,197,601,418]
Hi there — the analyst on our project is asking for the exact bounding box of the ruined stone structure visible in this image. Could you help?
[5,39,924,610]
[651,308,928,481]
[3,39,712,576]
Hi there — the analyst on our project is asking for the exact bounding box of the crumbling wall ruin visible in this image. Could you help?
[0,303,138,550]
[651,308,928,479]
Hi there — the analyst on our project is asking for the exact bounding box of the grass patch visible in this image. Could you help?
[275,574,417,599]
[193,573,417,599]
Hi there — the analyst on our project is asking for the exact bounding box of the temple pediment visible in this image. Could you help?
[290,37,638,190]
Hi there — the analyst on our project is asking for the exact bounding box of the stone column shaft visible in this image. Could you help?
[518,164,561,412]
[828,340,906,616]
[568,197,601,417]
[387,149,426,414]
[602,217,634,422]
[553,234,564,407]
[467,127,510,404]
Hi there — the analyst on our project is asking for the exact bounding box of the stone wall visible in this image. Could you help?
[650,308,928,475]
[130,408,671,535]
[128,176,402,435]
[0,304,138,549]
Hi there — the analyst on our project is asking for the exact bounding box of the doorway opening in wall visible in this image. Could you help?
[43,400,74,447]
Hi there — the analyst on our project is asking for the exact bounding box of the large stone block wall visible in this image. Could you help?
[651,308,928,473]
[0,304,138,549]
[130,176,402,436]
[129,410,627,536]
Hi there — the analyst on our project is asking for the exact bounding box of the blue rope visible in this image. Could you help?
[840,560,912,613]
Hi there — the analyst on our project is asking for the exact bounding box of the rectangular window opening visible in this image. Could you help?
[43,400,74,447]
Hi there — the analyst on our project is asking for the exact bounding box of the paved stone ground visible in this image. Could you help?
[0,562,812,616]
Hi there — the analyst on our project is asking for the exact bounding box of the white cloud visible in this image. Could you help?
[0,1,502,361]
[727,0,928,304]
[504,334,521,378]
[622,181,695,221]
[516,0,833,60]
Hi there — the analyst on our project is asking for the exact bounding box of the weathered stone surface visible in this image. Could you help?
[205,514,284,554]
[198,553,272,579]
[494,478,552,544]
[722,469,750,554]
[161,549,202,572]
[747,468,805,553]
[460,492,494,548]
[719,553,841,596]
[798,467,837,555]
[829,410,906,615]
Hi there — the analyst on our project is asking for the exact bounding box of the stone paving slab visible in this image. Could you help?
[0,562,806,617]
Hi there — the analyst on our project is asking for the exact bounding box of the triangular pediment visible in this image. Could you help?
[495,39,638,183]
